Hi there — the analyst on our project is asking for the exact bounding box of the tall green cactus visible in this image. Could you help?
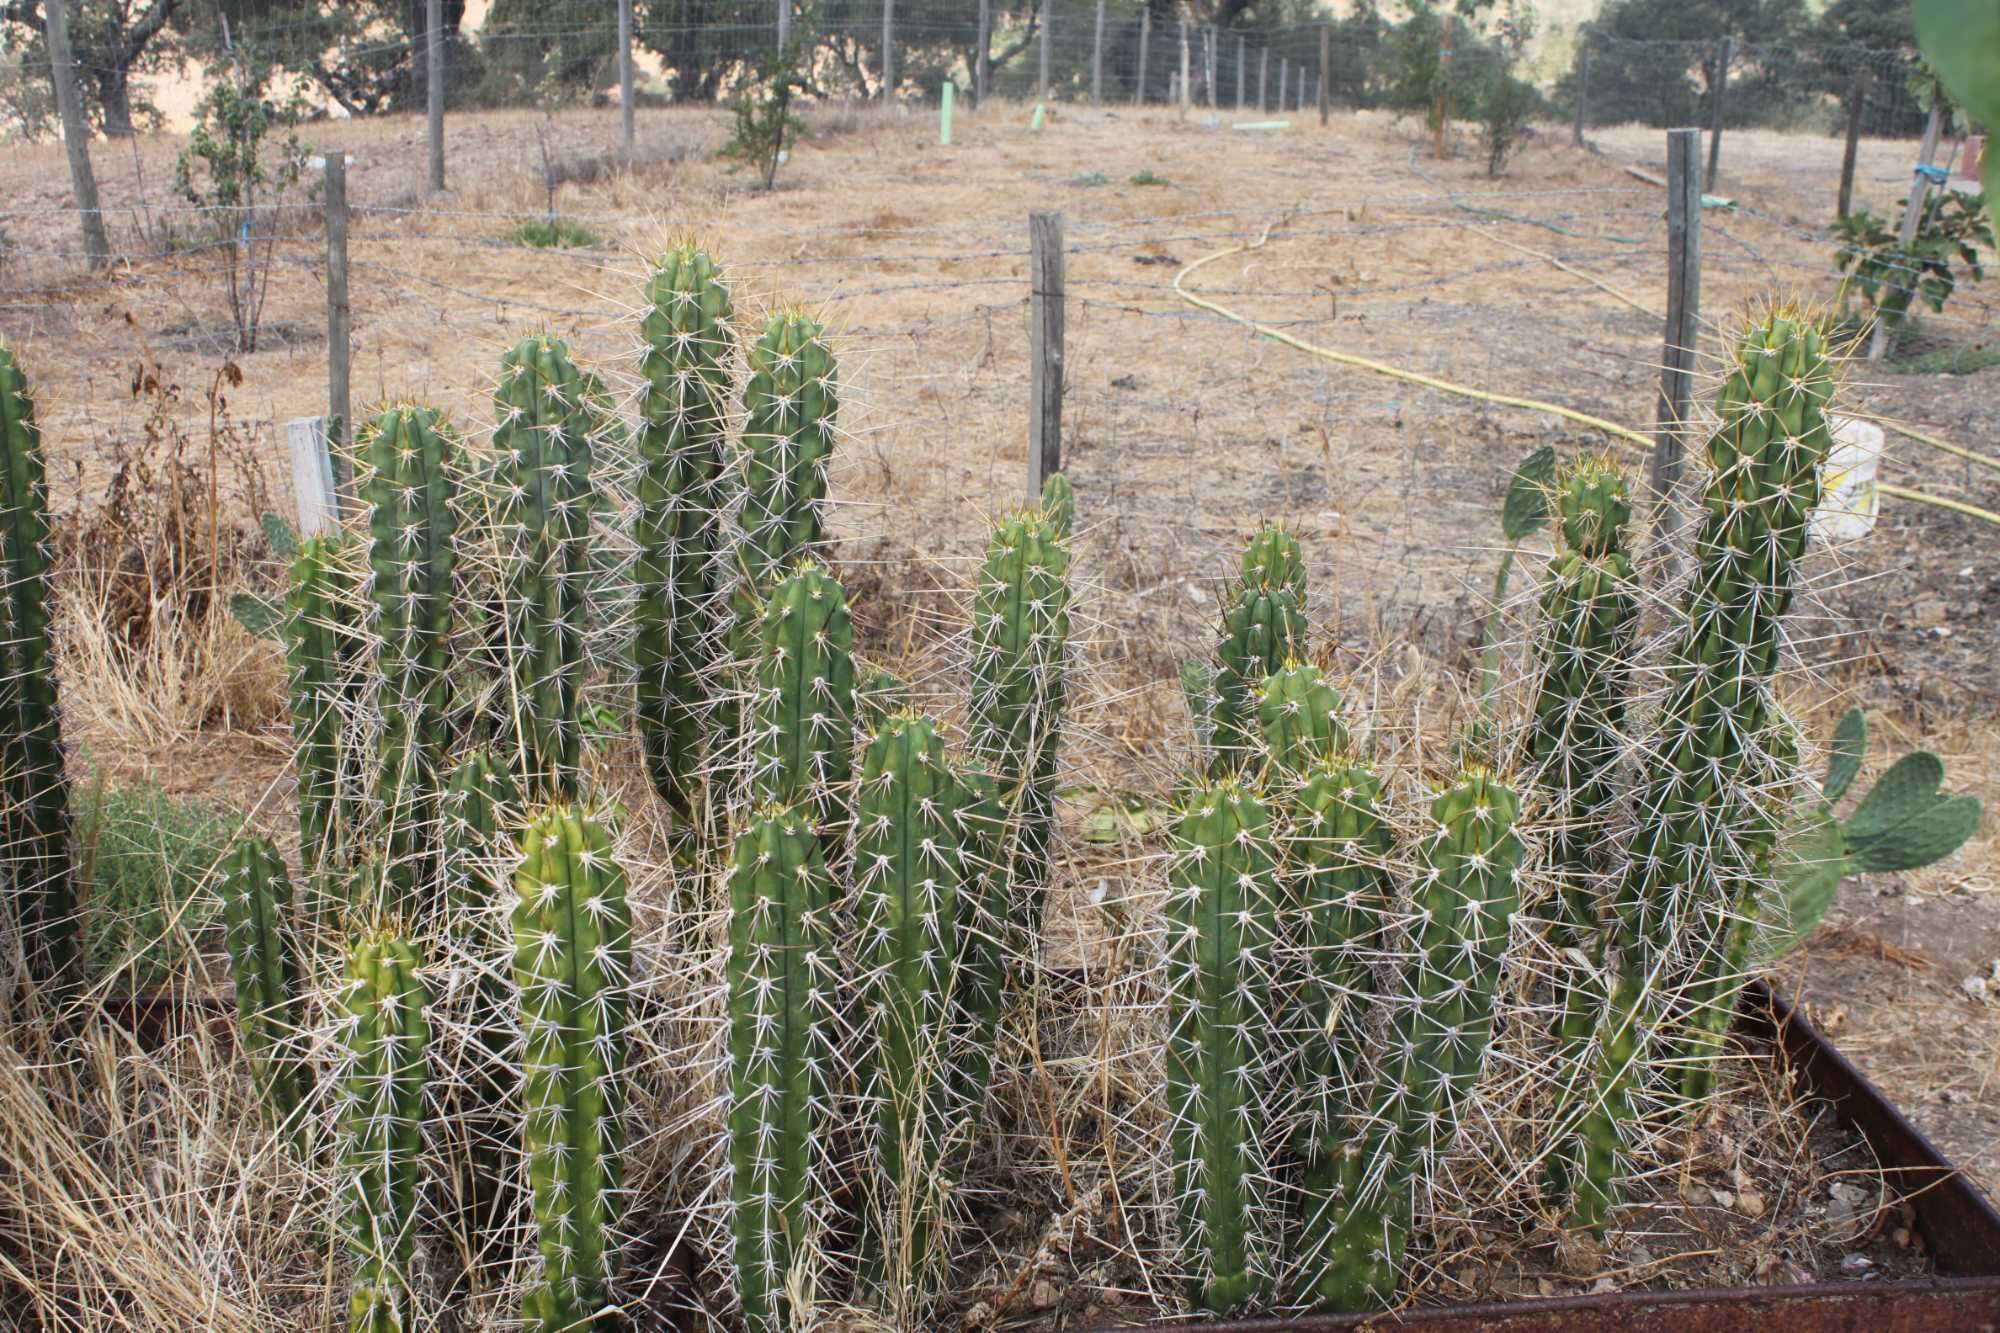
[1616,309,1837,1106]
[635,244,735,816]
[1209,580,1307,775]
[439,750,521,1270]
[493,335,598,798]
[288,533,364,892]
[1240,523,1306,598]
[513,805,631,1332]
[221,836,307,1140]
[725,804,836,1331]
[1286,754,1393,1307]
[852,713,968,1308]
[946,762,1007,1124]
[730,308,837,660]
[1316,768,1523,1311]
[1525,455,1639,1226]
[337,928,430,1333]
[361,405,460,914]
[0,346,72,986]
[749,562,855,828]
[1255,661,1347,775]
[1166,776,1281,1313]
[966,508,1071,940]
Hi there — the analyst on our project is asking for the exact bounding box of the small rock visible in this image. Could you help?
[1029,1280,1060,1310]
[1736,1190,1767,1220]
[1964,974,1992,1003]
[1709,1186,1736,1209]
[1913,597,1948,625]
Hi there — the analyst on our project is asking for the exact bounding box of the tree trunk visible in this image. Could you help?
[95,64,135,137]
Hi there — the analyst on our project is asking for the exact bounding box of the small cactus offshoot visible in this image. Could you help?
[287,533,365,893]
[221,836,307,1142]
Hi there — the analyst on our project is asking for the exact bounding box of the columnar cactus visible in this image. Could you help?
[966,508,1071,938]
[635,244,735,816]
[288,533,364,890]
[440,750,522,1262]
[725,804,837,1331]
[1616,309,1837,1105]
[730,308,837,660]
[493,335,598,798]
[362,405,460,914]
[0,346,72,986]
[1255,661,1348,775]
[1316,768,1523,1311]
[336,929,430,1333]
[1039,470,1075,539]
[852,713,968,1307]
[220,836,306,1139]
[1165,776,1282,1313]
[1240,523,1306,598]
[946,762,1007,1124]
[1208,571,1307,774]
[1286,755,1393,1306]
[1524,455,1639,1224]
[512,805,631,1331]
[749,562,855,829]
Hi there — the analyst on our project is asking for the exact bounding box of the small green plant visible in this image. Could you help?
[1130,169,1171,186]
[1833,192,1993,329]
[511,219,599,249]
[1477,70,1536,177]
[79,778,240,985]
[173,73,314,352]
[721,45,806,190]
[1073,170,1111,186]
[1764,708,1983,958]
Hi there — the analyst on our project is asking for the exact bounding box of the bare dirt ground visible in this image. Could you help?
[3,92,1997,1250]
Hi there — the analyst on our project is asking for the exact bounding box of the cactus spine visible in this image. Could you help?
[1166,776,1281,1313]
[1617,309,1836,1106]
[493,335,598,798]
[1319,769,1523,1310]
[966,508,1070,939]
[1256,661,1348,775]
[221,836,307,1139]
[336,929,430,1333]
[1286,755,1393,1307]
[512,805,630,1331]
[362,406,460,913]
[0,346,72,986]
[852,713,968,1306]
[725,805,836,1330]
[730,309,837,661]
[750,562,855,827]
[289,534,364,889]
[636,245,735,815]
[1525,455,1639,1229]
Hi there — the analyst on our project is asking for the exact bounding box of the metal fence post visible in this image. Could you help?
[1650,128,1704,576]
[1028,212,1065,499]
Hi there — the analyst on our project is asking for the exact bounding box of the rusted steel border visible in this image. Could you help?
[1144,981,2000,1332]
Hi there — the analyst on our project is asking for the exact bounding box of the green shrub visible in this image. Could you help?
[1834,192,1993,329]
[513,219,600,249]
[720,45,806,190]
[79,778,243,985]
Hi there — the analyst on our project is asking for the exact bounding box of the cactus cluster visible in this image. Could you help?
[336,929,430,1333]
[0,346,72,987]
[1201,526,1309,773]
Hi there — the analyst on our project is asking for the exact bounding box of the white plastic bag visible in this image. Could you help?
[1810,415,1883,545]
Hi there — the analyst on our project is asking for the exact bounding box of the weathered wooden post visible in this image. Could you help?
[1259,45,1269,111]
[1039,0,1051,102]
[976,0,990,102]
[619,0,635,151]
[1028,212,1065,499]
[427,0,445,191]
[1650,128,1703,576]
[1179,20,1191,113]
[1436,12,1453,156]
[1319,22,1329,125]
[1236,35,1246,111]
[324,154,351,463]
[1706,36,1731,192]
[777,0,790,51]
[881,0,895,101]
[1092,1,1105,104]
[1838,66,1872,220]
[1135,8,1151,105]
[1573,45,1590,147]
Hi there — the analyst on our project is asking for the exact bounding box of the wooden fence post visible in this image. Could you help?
[1436,12,1453,156]
[618,0,635,151]
[1134,8,1150,105]
[1038,0,1051,102]
[1650,128,1703,575]
[1259,45,1269,112]
[1279,56,1288,115]
[44,0,108,267]
[1205,25,1217,109]
[1179,20,1190,113]
[1706,36,1730,193]
[1092,0,1105,104]
[1236,35,1245,111]
[1319,22,1329,124]
[1838,65,1871,220]
[881,0,895,100]
[427,0,445,191]
[1573,45,1589,146]
[975,0,990,102]
[1868,102,1945,362]
[1028,212,1065,499]
[777,0,790,51]
[324,155,351,466]
[287,418,342,535]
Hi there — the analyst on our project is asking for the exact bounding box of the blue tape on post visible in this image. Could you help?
[1914,164,1949,185]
